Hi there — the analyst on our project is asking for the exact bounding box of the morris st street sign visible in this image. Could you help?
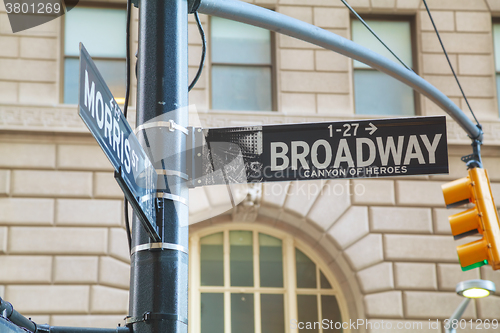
[78,44,160,241]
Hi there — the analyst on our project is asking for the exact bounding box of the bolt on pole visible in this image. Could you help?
[129,0,189,332]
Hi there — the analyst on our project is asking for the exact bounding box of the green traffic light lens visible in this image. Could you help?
[460,259,488,272]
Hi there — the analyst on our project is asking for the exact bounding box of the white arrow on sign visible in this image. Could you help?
[365,123,378,135]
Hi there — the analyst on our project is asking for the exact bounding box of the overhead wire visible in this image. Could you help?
[340,0,414,72]
[189,12,206,91]
[422,0,480,128]
[123,0,133,252]
[187,14,235,208]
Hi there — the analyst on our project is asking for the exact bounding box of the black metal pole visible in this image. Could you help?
[1,297,131,333]
[0,297,36,332]
[129,0,189,333]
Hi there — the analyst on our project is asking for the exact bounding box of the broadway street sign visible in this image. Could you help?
[78,44,160,241]
[195,116,448,186]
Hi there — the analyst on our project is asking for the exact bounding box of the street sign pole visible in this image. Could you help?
[129,0,189,333]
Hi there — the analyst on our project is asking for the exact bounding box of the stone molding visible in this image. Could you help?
[2,105,500,146]
[0,105,87,133]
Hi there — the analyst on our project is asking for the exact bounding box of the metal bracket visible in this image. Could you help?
[34,323,50,333]
[131,242,188,255]
[156,169,189,181]
[140,192,188,206]
[135,120,189,135]
[126,312,188,326]
[461,139,482,169]
[186,126,204,188]
[188,0,201,13]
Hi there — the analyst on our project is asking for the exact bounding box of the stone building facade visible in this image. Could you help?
[0,0,500,332]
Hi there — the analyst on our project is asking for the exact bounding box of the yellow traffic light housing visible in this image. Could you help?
[442,168,500,271]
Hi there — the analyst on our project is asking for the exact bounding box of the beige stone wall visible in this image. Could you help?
[0,0,500,331]
[0,0,59,105]
[0,133,130,327]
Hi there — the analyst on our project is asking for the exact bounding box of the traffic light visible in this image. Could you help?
[442,167,500,271]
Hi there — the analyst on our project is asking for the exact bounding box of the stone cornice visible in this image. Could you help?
[0,104,87,133]
[1,105,499,146]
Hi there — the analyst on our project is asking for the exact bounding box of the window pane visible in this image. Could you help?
[354,70,415,116]
[259,234,283,288]
[231,293,254,333]
[261,294,285,333]
[201,293,224,333]
[200,233,224,286]
[64,58,126,104]
[320,270,332,289]
[297,295,319,333]
[94,59,126,101]
[230,231,253,287]
[494,24,500,72]
[352,20,412,69]
[63,58,79,104]
[64,7,126,57]
[212,65,272,111]
[497,74,500,115]
[296,248,316,289]
[321,295,342,333]
[211,16,271,65]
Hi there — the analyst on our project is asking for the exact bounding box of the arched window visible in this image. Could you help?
[189,225,348,333]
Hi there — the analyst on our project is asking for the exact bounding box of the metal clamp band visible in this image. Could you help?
[34,324,50,333]
[140,192,187,206]
[126,312,188,326]
[156,169,189,180]
[131,242,189,255]
[134,120,189,135]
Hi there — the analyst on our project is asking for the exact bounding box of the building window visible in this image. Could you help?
[63,6,126,104]
[493,23,500,115]
[210,17,274,111]
[352,19,415,116]
[189,227,346,333]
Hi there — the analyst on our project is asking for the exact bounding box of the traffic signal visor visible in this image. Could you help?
[443,176,475,208]
[442,168,500,271]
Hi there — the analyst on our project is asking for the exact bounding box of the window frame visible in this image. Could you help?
[189,223,351,333]
[59,2,128,104]
[492,18,500,116]
[350,14,420,116]
[208,15,278,112]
